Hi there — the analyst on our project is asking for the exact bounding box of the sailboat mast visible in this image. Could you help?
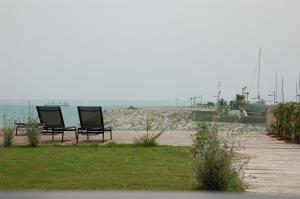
[218,81,221,103]
[258,48,261,100]
[298,74,300,102]
[275,72,278,104]
[296,82,298,102]
[281,77,284,103]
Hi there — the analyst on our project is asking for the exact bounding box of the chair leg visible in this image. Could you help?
[87,133,89,141]
[61,132,64,143]
[102,133,104,143]
[52,133,54,140]
[15,127,18,136]
[76,133,79,144]
[75,130,78,144]
[110,130,112,140]
[74,127,77,144]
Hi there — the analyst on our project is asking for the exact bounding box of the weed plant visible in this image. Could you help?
[2,114,14,147]
[132,111,167,147]
[26,112,41,147]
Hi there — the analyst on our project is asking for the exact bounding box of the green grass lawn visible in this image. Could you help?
[0,144,195,190]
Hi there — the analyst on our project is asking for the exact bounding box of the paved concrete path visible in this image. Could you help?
[238,132,300,196]
[1,129,300,196]
[1,191,298,199]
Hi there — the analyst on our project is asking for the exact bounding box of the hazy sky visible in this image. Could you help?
[0,0,299,102]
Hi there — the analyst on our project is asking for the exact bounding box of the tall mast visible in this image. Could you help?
[258,48,261,100]
[275,73,278,104]
[218,81,221,103]
[281,77,284,103]
[200,94,203,105]
[296,82,298,102]
[298,74,300,102]
[174,98,179,106]
[213,81,221,104]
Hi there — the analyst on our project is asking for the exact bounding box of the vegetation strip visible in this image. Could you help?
[271,102,300,141]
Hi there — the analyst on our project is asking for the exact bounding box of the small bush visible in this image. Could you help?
[191,122,246,191]
[133,131,163,147]
[26,117,41,147]
[128,106,137,110]
[2,114,14,147]
[132,111,167,147]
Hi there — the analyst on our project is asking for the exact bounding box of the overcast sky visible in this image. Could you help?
[0,0,299,102]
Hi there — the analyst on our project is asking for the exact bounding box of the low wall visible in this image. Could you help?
[192,111,266,124]
[191,111,215,121]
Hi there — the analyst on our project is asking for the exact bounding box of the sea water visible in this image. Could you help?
[0,99,190,127]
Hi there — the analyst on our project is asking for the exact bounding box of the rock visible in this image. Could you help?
[102,108,265,132]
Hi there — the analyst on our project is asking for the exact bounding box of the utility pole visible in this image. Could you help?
[297,79,300,103]
[258,48,261,100]
[218,81,221,103]
[246,92,250,104]
[296,83,298,102]
[242,86,247,97]
[213,81,221,104]
[174,98,179,106]
[200,94,203,105]
[242,86,250,107]
[189,97,193,108]
[298,74,300,102]
[281,77,284,103]
[275,73,278,104]
[193,96,196,107]
[191,96,202,107]
[269,91,276,105]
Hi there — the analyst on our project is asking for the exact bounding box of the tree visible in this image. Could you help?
[206,102,215,107]
[219,98,227,107]
[231,94,246,110]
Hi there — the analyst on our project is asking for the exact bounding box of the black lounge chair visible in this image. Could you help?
[15,122,41,136]
[77,106,112,143]
[15,122,27,136]
[36,106,76,142]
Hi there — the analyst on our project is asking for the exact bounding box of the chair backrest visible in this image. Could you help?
[36,106,65,128]
[77,106,104,128]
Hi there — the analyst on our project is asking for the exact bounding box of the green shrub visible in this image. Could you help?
[191,122,246,191]
[128,106,137,110]
[2,114,14,147]
[26,117,41,147]
[272,102,300,140]
[133,131,163,147]
[132,111,167,147]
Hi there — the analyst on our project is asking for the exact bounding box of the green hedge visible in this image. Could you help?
[272,102,300,140]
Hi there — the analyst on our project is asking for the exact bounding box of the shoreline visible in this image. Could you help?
[0,107,266,131]
[103,107,265,131]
